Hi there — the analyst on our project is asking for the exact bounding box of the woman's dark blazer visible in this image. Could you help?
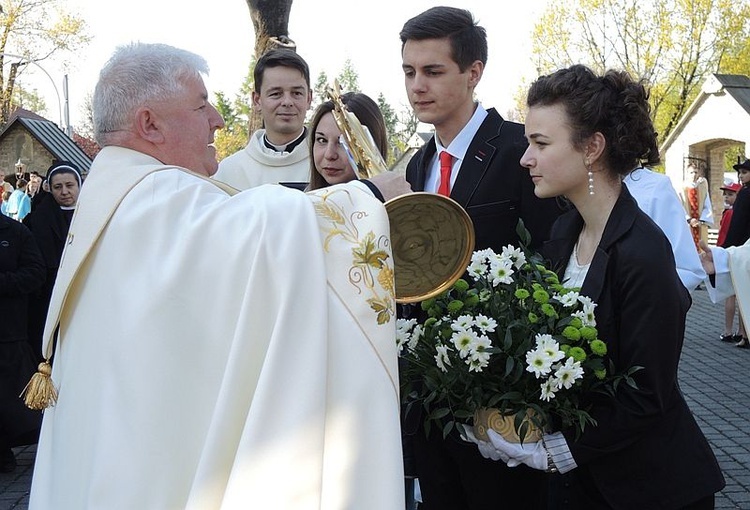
[542,185,725,509]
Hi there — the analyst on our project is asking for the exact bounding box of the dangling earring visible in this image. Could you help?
[587,162,595,195]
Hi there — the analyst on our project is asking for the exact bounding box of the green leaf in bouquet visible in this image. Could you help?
[497,391,524,402]
[454,409,474,421]
[516,218,532,247]
[442,420,455,439]
[429,407,450,421]
[504,356,515,377]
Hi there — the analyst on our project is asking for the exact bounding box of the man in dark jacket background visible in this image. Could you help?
[0,213,45,472]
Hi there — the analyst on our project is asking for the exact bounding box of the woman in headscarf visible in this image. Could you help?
[23,161,82,360]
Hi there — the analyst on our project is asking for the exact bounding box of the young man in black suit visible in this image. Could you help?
[399,7,563,509]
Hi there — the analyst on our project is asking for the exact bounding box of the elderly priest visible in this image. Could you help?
[28,42,407,510]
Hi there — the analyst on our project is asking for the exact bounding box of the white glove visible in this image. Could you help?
[460,426,510,462]
[486,429,548,471]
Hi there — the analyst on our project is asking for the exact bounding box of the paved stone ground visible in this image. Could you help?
[1,289,748,509]
[0,444,34,510]
[680,289,750,510]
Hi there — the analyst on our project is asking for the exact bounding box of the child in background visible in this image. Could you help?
[722,159,750,348]
[717,181,742,343]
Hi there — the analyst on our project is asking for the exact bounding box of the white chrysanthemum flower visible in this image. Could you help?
[467,259,488,279]
[396,318,417,334]
[472,248,494,263]
[525,348,553,378]
[452,329,477,359]
[434,344,452,372]
[501,245,527,269]
[408,324,423,350]
[554,357,585,389]
[474,314,497,333]
[577,295,598,327]
[469,250,485,265]
[451,314,474,332]
[571,310,588,326]
[469,332,491,364]
[396,329,410,353]
[577,295,595,308]
[471,334,492,355]
[468,249,494,278]
[396,336,407,353]
[540,379,558,402]
[583,308,597,327]
[470,348,491,364]
[535,333,554,348]
[554,291,580,308]
[489,258,515,286]
[467,355,490,372]
[488,250,506,265]
[478,288,492,303]
[469,337,491,370]
[534,333,565,363]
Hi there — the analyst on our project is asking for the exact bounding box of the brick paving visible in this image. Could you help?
[680,289,750,509]
[1,289,748,509]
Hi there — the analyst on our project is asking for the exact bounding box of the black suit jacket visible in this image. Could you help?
[543,185,725,508]
[406,108,563,252]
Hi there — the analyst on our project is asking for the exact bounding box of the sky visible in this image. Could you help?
[27,0,548,133]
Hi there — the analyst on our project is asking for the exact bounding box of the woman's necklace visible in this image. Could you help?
[575,229,599,266]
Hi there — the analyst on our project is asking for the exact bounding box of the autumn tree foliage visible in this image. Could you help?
[529,0,750,142]
[0,0,90,125]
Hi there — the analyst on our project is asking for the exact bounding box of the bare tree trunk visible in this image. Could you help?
[246,0,296,56]
[245,0,296,134]
[1,62,23,125]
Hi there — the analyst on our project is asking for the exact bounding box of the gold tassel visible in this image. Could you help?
[20,360,58,410]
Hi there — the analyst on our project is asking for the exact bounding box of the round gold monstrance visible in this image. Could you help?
[326,80,475,303]
[386,192,475,303]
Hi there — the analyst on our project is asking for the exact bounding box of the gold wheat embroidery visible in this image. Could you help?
[314,190,395,324]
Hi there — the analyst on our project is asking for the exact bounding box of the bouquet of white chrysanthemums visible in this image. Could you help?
[398,242,639,441]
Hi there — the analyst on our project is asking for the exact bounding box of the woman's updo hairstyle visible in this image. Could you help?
[526,64,660,176]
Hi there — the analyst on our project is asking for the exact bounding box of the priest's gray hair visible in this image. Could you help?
[93,42,209,146]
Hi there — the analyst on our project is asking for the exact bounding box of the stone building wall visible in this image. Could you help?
[663,90,750,230]
[0,125,56,178]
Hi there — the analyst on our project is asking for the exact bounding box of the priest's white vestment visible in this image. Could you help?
[705,237,750,332]
[29,146,404,509]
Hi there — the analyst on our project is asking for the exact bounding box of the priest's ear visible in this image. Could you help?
[133,106,167,144]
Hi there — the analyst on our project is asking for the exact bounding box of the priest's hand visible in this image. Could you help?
[485,429,549,471]
[698,240,716,275]
[366,172,412,202]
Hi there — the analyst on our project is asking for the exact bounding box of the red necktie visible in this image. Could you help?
[438,151,453,196]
